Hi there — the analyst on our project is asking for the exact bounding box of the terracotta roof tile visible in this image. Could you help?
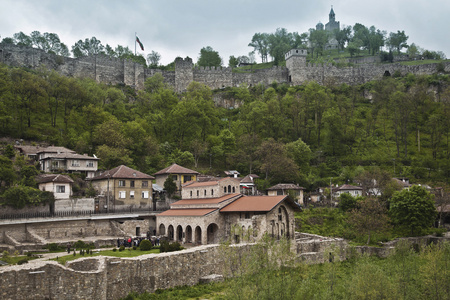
[153,163,199,175]
[220,195,287,212]
[172,194,241,206]
[36,174,74,184]
[267,183,304,190]
[157,208,216,217]
[89,165,154,180]
[182,177,239,188]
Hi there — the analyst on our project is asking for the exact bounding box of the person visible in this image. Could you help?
[67,243,71,253]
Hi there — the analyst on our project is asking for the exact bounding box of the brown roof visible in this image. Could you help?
[335,184,362,191]
[172,194,241,206]
[153,163,199,175]
[267,183,304,190]
[220,195,288,212]
[36,146,76,154]
[89,165,154,180]
[40,152,99,160]
[36,174,74,184]
[182,177,239,188]
[157,208,216,217]
[239,174,259,184]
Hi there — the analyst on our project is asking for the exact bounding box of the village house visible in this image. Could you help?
[40,152,99,178]
[333,184,363,198]
[267,183,305,204]
[36,174,74,200]
[88,165,154,209]
[153,163,199,195]
[239,174,259,195]
[181,177,240,199]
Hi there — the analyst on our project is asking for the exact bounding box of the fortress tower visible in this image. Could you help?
[285,49,307,85]
[325,6,340,32]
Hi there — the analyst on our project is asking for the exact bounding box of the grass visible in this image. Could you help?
[0,255,36,266]
[53,248,160,265]
[400,59,449,66]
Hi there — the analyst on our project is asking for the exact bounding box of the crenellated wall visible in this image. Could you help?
[1,44,448,94]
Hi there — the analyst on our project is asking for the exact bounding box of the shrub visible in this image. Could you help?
[160,240,182,253]
[139,239,152,251]
[119,245,125,252]
[73,240,95,249]
[113,248,117,252]
[44,243,62,252]
[17,258,29,265]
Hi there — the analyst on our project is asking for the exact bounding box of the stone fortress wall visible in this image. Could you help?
[2,44,448,94]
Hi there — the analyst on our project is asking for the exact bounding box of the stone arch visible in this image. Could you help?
[185,225,192,243]
[159,223,166,236]
[227,185,231,193]
[176,225,183,242]
[167,225,174,241]
[194,226,202,245]
[207,223,219,244]
[384,70,391,77]
[278,205,290,238]
[232,186,235,193]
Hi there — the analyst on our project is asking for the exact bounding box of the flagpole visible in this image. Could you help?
[135,32,136,56]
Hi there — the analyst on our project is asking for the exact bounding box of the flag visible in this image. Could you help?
[136,36,144,51]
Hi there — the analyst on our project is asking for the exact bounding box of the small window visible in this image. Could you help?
[204,189,206,196]
[142,191,149,199]
[184,175,192,182]
[142,181,148,187]
[211,189,214,196]
[130,191,135,199]
[56,185,65,193]
[197,190,199,197]
[190,191,192,197]
[130,181,135,188]
[86,161,94,167]
[224,187,226,193]
[245,212,250,219]
[172,175,178,181]
[232,187,235,193]
[118,180,126,187]
[72,160,80,167]
[119,191,126,199]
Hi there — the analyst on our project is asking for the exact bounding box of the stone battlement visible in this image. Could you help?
[1,44,448,94]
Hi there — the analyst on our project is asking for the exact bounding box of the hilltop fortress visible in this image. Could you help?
[0,43,448,93]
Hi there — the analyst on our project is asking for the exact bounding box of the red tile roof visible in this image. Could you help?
[182,177,239,188]
[89,165,154,180]
[157,208,217,217]
[267,183,304,190]
[153,163,199,175]
[36,174,74,184]
[220,195,288,212]
[172,194,241,206]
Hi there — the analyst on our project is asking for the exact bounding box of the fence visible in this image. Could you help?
[0,206,165,220]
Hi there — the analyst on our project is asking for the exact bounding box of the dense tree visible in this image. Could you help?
[71,37,104,58]
[386,30,409,54]
[248,33,270,63]
[197,46,222,67]
[389,185,437,235]
[147,51,161,67]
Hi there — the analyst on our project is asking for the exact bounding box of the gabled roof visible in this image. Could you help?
[40,152,99,160]
[36,146,76,154]
[239,174,259,184]
[220,195,289,212]
[36,174,74,184]
[335,184,362,191]
[182,177,239,188]
[171,194,241,206]
[157,208,217,217]
[153,163,199,176]
[89,165,154,180]
[267,183,304,191]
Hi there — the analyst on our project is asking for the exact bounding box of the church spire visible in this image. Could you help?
[329,5,335,22]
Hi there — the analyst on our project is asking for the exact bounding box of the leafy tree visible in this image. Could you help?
[248,33,270,63]
[147,50,161,67]
[71,37,104,58]
[197,46,222,67]
[1,185,54,209]
[348,197,390,244]
[163,175,177,197]
[256,138,298,182]
[267,28,294,65]
[13,32,32,47]
[386,30,408,54]
[339,193,358,212]
[308,28,329,58]
[389,185,437,235]
[228,56,239,68]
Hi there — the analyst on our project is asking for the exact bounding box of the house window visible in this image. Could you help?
[118,180,126,187]
[224,187,226,193]
[142,181,148,188]
[130,181,135,188]
[130,191,135,199]
[184,175,192,182]
[197,190,199,197]
[52,161,59,168]
[204,189,206,196]
[72,160,80,167]
[56,185,65,193]
[211,189,214,196]
[228,185,231,193]
[245,212,250,219]
[277,190,283,195]
[86,161,94,167]
[119,191,126,199]
[172,175,178,181]
[190,191,193,197]
[232,187,235,193]
[142,191,149,199]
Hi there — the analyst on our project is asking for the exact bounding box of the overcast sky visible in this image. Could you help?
[1,0,449,65]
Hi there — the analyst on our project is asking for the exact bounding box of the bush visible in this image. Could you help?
[119,245,125,252]
[17,258,29,265]
[44,243,63,252]
[73,240,95,250]
[160,240,182,253]
[139,239,152,251]
[113,248,117,252]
